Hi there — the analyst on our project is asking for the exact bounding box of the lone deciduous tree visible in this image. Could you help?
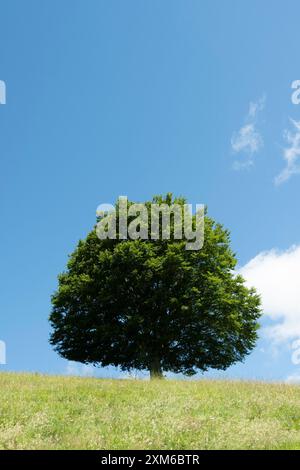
[49,194,261,379]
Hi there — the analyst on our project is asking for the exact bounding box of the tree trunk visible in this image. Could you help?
[150,357,163,379]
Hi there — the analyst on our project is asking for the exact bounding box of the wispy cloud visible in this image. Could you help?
[275,119,300,185]
[231,96,265,169]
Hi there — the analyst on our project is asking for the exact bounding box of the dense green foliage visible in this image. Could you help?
[49,194,261,377]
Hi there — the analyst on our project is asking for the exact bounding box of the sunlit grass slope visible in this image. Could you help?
[0,372,300,450]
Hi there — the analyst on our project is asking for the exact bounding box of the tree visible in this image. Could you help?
[49,194,261,379]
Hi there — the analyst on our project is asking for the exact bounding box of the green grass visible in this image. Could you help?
[1,372,300,450]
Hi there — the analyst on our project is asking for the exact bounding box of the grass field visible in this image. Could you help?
[1,372,300,450]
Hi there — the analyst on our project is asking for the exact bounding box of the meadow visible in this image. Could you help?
[0,372,300,450]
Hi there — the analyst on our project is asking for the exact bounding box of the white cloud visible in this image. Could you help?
[231,96,265,169]
[66,361,96,377]
[232,124,263,155]
[275,119,300,185]
[238,245,300,343]
[285,372,300,384]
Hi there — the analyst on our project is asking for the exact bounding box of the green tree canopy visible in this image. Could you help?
[49,194,261,378]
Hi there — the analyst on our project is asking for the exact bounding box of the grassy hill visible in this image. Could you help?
[0,372,300,450]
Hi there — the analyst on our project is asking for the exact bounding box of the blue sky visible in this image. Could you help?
[1,0,300,381]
